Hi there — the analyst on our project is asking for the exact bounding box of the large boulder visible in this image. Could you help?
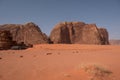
[0,22,49,45]
[50,22,109,45]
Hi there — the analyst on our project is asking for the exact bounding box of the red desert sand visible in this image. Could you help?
[0,44,120,80]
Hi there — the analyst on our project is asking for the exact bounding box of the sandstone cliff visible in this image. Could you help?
[0,22,49,45]
[50,22,109,45]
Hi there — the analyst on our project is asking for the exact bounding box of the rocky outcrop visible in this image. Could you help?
[50,22,109,45]
[0,22,49,45]
[0,22,109,45]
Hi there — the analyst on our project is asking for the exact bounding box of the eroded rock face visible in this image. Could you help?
[50,22,109,45]
[50,22,71,44]
[0,22,49,45]
[98,28,109,45]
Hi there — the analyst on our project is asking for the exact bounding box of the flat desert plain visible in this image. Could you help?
[0,44,120,80]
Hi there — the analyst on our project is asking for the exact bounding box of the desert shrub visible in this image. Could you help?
[78,64,114,80]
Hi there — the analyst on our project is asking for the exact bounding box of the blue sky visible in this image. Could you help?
[0,0,120,39]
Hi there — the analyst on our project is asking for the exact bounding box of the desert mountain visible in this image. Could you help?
[0,22,109,45]
[50,22,109,45]
[0,22,49,45]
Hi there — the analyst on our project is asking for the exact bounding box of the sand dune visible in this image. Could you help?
[0,44,120,80]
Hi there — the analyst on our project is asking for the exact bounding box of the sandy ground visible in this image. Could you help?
[0,44,120,80]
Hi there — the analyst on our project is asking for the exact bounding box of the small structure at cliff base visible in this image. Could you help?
[0,30,14,49]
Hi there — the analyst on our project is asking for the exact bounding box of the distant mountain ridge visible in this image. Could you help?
[109,40,120,45]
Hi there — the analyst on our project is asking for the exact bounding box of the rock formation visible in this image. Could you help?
[0,22,49,45]
[0,21,109,45]
[50,22,109,45]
